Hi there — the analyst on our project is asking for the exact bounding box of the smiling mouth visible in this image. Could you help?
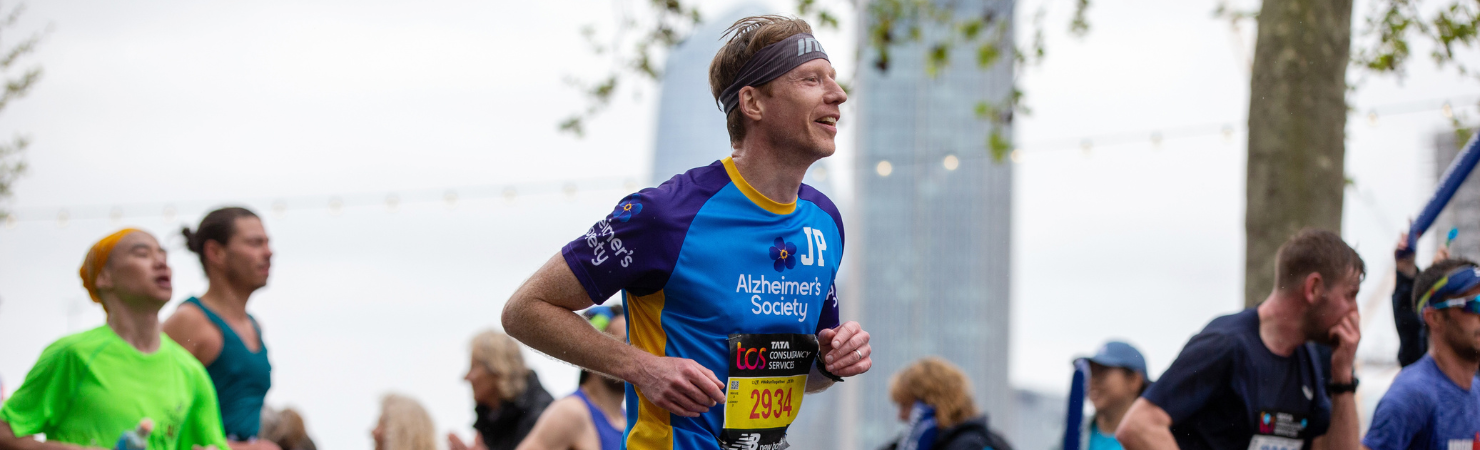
[816,117,838,126]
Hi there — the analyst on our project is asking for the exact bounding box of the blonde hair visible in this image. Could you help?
[378,394,436,450]
[888,357,979,429]
[470,329,529,401]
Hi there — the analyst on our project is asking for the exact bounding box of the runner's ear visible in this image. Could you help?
[1301,272,1324,304]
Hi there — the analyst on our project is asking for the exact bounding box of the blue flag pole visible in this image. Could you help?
[1062,359,1088,450]
[1407,131,1480,251]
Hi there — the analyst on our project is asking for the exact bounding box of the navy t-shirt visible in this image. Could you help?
[1142,309,1332,450]
[1362,354,1480,450]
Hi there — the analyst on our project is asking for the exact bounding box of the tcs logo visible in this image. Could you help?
[736,343,768,370]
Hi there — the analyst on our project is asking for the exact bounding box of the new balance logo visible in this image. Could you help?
[797,38,825,56]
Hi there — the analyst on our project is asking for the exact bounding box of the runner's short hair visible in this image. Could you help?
[181,206,259,274]
[709,15,813,145]
[888,356,978,429]
[1274,228,1366,293]
[470,330,529,401]
[1413,258,1480,312]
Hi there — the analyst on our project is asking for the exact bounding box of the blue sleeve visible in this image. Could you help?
[1141,332,1236,422]
[1362,386,1427,450]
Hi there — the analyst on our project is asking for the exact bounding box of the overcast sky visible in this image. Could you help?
[1,0,1477,448]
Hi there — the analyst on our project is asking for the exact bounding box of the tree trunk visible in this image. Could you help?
[1244,0,1354,307]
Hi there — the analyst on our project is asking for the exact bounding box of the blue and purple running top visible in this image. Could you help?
[562,157,843,450]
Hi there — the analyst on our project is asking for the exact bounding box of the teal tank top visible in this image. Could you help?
[184,297,272,440]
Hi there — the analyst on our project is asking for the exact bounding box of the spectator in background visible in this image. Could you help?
[372,394,436,450]
[1072,341,1150,450]
[1362,259,1480,449]
[880,357,1014,450]
[1117,229,1363,450]
[448,330,553,450]
[260,406,317,450]
[515,305,628,450]
[1393,232,1451,367]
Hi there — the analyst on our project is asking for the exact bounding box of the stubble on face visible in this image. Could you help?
[1440,309,1480,361]
[755,60,844,162]
[1303,271,1361,345]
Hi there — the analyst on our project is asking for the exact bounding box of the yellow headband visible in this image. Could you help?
[79,228,142,305]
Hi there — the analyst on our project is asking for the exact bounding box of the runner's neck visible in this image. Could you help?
[581,382,626,426]
[200,281,254,319]
[730,144,816,205]
[1429,339,1479,390]
[1257,296,1307,357]
[106,299,163,353]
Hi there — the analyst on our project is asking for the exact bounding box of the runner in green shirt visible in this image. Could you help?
[0,228,230,450]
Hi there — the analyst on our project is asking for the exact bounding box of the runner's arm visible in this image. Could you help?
[1314,312,1361,450]
[1114,399,1179,450]
[162,304,224,366]
[0,421,101,450]
[514,397,587,450]
[1313,391,1359,450]
[806,321,873,393]
[503,253,725,417]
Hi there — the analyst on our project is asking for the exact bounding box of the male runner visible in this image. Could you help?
[1116,229,1362,450]
[0,229,230,450]
[502,15,872,450]
[1362,259,1480,449]
[164,207,277,450]
[516,306,628,450]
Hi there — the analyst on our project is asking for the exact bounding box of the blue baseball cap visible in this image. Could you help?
[1078,341,1149,381]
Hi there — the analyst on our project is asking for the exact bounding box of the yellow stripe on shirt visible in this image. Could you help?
[625,289,673,450]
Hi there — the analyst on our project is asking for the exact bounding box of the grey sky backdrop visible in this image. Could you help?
[1,0,1477,448]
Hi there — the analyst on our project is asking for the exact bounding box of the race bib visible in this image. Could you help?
[1248,435,1303,450]
[1249,411,1308,450]
[719,334,818,450]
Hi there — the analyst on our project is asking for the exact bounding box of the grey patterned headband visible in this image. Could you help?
[716,33,830,114]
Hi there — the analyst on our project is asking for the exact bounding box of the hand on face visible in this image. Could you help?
[818,321,871,377]
[1327,310,1361,383]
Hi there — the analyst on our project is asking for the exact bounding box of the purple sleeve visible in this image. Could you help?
[1361,386,1426,450]
[1141,332,1236,422]
[561,166,728,305]
[561,193,680,305]
[814,282,841,333]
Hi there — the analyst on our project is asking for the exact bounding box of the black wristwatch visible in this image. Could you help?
[1326,378,1359,395]
[815,358,844,382]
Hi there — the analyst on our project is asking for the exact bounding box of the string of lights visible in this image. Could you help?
[869,94,1479,176]
[3,176,639,228]
[3,95,1476,229]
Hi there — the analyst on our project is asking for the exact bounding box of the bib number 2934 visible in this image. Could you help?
[719,334,817,450]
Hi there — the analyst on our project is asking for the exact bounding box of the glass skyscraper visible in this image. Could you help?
[844,0,1017,448]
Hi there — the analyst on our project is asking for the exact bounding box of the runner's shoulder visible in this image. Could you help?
[163,302,223,344]
[798,184,843,226]
[639,161,734,212]
[37,326,113,361]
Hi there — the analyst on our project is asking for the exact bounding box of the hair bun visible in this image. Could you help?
[180,227,198,253]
